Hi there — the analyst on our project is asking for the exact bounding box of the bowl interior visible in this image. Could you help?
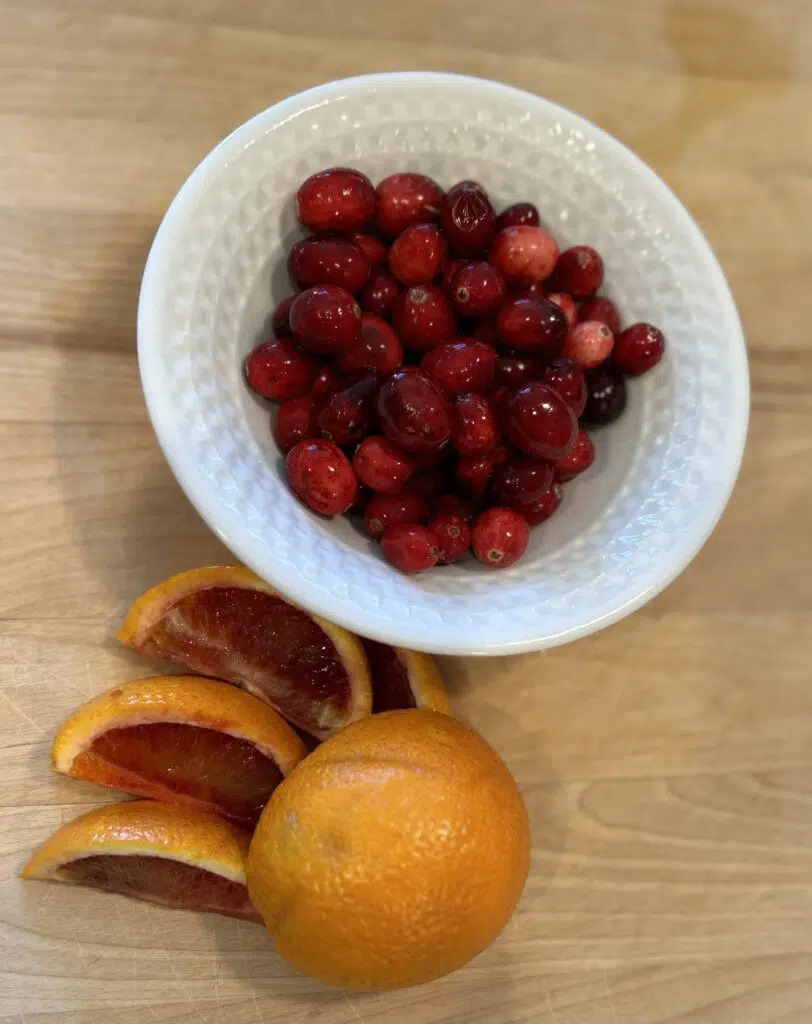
[139,73,747,654]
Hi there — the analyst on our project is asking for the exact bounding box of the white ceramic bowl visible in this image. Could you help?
[138,72,748,656]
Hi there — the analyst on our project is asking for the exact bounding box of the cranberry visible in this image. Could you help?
[554,427,595,482]
[421,339,497,395]
[472,507,529,569]
[409,466,451,503]
[489,226,559,286]
[296,168,376,233]
[442,258,467,295]
[495,202,541,232]
[613,323,666,376]
[381,524,439,574]
[474,319,498,345]
[490,455,554,507]
[563,321,615,369]
[497,295,568,355]
[451,393,499,457]
[389,223,448,286]
[547,292,577,328]
[271,295,296,337]
[519,484,563,526]
[274,396,319,452]
[550,246,604,298]
[339,313,403,374]
[364,491,428,538]
[244,338,318,400]
[309,364,343,406]
[539,357,588,417]
[579,296,621,335]
[495,352,545,388]
[360,270,400,319]
[290,285,362,354]
[352,435,414,495]
[377,367,452,454]
[392,285,457,352]
[440,181,496,257]
[502,381,578,460]
[285,438,357,517]
[317,372,379,446]
[452,261,506,317]
[429,515,471,564]
[288,235,371,294]
[582,364,627,426]
[375,173,444,237]
[351,232,388,271]
[433,493,477,524]
[349,483,373,514]
[455,447,507,501]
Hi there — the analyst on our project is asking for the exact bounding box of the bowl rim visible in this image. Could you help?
[138,70,749,656]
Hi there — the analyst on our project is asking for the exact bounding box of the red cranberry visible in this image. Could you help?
[271,295,296,337]
[317,372,379,445]
[339,313,403,374]
[349,483,373,514]
[490,455,554,507]
[579,296,621,335]
[474,319,498,345]
[502,381,578,460]
[563,321,614,369]
[550,246,604,298]
[364,491,428,538]
[288,235,371,294]
[290,285,362,354]
[495,202,541,232]
[455,447,507,501]
[351,232,388,270]
[452,261,506,317]
[442,258,467,295]
[274,396,319,452]
[497,295,568,354]
[582,364,627,426]
[539,357,588,417]
[519,484,563,526]
[377,367,452,454]
[244,338,318,400]
[409,466,450,503]
[451,393,499,457]
[421,339,497,395]
[613,323,666,376]
[389,223,448,285]
[360,270,400,319]
[392,285,457,352]
[381,524,439,574]
[554,427,595,482]
[285,439,357,516]
[309,364,343,407]
[440,181,496,257]
[429,515,471,564]
[489,226,559,286]
[472,507,529,569]
[352,435,414,495]
[495,352,545,388]
[433,493,477,524]
[375,173,444,237]
[296,168,375,233]
[547,292,577,328]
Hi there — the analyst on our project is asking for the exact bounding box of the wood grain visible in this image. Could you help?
[2,1,812,1021]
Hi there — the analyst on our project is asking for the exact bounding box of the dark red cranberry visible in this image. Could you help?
[547,292,577,328]
[285,439,357,516]
[550,246,604,298]
[489,226,559,286]
[364,491,428,538]
[290,285,362,354]
[501,382,578,460]
[554,427,595,482]
[579,296,621,335]
[389,223,448,286]
[582,364,627,426]
[271,295,296,337]
[472,507,529,569]
[353,435,414,495]
[244,338,318,400]
[317,372,380,446]
[451,393,499,457]
[381,524,439,573]
[455,447,507,501]
[495,202,541,232]
[613,323,666,376]
[442,258,467,295]
[440,181,496,257]
[288,235,371,294]
[377,367,452,454]
[274,396,319,452]
[309,364,343,406]
[296,168,376,233]
[563,321,614,369]
[539,357,588,417]
[429,515,471,564]
[375,173,444,237]
[409,466,450,503]
[452,261,506,317]
[433,493,477,524]
[519,484,563,526]
[495,352,545,388]
[420,339,497,395]
[339,313,404,374]
[392,285,457,352]
[360,270,400,319]
[490,455,554,507]
[351,232,388,270]
[497,295,568,354]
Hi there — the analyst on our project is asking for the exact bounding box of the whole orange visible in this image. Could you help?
[246,709,530,991]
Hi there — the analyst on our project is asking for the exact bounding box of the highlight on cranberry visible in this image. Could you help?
[242,166,668,574]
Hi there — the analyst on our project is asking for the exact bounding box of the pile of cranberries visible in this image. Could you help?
[244,167,666,574]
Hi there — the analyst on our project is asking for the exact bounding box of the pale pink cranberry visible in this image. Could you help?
[353,436,414,494]
[389,223,448,285]
[472,507,529,569]
[244,338,318,400]
[364,491,428,538]
[489,226,560,286]
[429,515,471,564]
[375,173,444,237]
[613,323,666,376]
[563,321,615,369]
[547,292,577,328]
[554,428,595,482]
[381,524,439,573]
[550,246,604,298]
[296,168,376,233]
[285,439,357,516]
[579,296,621,335]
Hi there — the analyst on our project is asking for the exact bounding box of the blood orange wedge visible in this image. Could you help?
[21,800,261,922]
[118,566,372,739]
[362,640,451,715]
[52,676,307,827]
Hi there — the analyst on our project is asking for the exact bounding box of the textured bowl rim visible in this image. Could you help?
[138,71,749,656]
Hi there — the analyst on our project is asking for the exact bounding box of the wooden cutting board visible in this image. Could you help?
[2,2,812,1021]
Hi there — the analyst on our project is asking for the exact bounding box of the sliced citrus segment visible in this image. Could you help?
[362,640,451,715]
[118,566,372,739]
[21,801,261,922]
[52,676,307,827]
